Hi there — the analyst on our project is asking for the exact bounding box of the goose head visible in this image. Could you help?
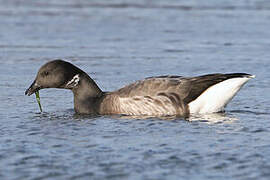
[25,60,88,96]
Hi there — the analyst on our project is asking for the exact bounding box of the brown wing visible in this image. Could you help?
[114,73,252,105]
[115,76,190,99]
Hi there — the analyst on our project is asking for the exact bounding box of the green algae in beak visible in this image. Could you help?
[35,91,42,112]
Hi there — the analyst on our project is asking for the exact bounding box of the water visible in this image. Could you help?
[0,0,270,179]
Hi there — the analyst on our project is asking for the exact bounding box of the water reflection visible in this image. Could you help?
[114,114,186,121]
[30,110,240,123]
[105,112,238,123]
[188,112,238,124]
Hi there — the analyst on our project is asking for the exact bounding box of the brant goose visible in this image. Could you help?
[25,60,254,117]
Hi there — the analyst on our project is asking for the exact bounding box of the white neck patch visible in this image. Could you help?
[66,74,80,88]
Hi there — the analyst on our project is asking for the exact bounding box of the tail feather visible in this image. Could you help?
[188,74,254,114]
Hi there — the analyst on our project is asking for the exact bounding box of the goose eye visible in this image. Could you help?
[42,71,49,76]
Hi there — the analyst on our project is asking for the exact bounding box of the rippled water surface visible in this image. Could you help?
[1,1,270,179]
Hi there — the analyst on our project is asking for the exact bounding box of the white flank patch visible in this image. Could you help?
[188,77,253,114]
[66,74,80,87]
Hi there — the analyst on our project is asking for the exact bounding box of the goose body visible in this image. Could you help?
[25,60,254,117]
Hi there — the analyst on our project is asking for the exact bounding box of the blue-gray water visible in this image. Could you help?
[0,1,270,180]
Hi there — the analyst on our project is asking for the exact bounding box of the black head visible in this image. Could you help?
[25,60,84,96]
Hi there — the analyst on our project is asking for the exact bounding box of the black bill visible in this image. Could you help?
[25,80,40,96]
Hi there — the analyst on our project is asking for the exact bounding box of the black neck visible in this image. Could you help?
[72,73,103,114]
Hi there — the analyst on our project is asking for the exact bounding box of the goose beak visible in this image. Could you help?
[25,80,40,96]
